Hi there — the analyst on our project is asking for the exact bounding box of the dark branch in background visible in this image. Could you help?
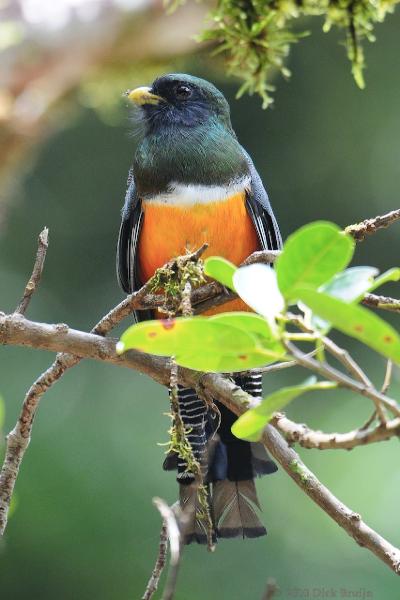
[1,209,400,582]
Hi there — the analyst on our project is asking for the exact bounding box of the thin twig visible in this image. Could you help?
[285,341,400,419]
[286,313,389,423]
[262,578,279,600]
[0,243,211,535]
[152,498,182,600]
[272,413,400,450]
[142,522,169,600]
[15,227,49,315]
[322,337,372,388]
[345,208,400,241]
[363,293,400,313]
[322,336,387,424]
[382,360,393,395]
[358,411,377,431]
[0,270,164,534]
[195,373,400,575]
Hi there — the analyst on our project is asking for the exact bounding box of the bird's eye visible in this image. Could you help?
[175,85,192,99]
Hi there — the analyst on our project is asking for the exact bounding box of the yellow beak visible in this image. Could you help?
[126,86,162,106]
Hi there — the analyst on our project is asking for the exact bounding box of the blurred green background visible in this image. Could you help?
[1,7,400,599]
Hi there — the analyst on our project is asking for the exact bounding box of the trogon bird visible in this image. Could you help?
[116,74,282,543]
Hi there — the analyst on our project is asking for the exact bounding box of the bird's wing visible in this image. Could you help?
[116,169,152,322]
[241,147,282,252]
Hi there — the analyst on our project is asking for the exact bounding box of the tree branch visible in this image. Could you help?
[15,228,49,315]
[151,499,182,600]
[345,208,400,241]
[1,314,400,575]
[363,293,400,313]
[195,374,400,575]
[285,341,400,419]
[1,209,400,576]
[271,413,400,449]
[142,521,168,600]
[0,245,210,534]
[2,312,400,573]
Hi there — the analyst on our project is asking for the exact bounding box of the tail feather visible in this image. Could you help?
[251,442,278,476]
[163,375,275,544]
[166,386,208,484]
[179,483,216,545]
[213,479,267,539]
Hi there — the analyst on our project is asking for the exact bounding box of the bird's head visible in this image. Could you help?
[125,73,233,133]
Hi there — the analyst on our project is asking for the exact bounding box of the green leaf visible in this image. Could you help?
[209,312,279,343]
[276,221,355,302]
[307,266,400,333]
[204,256,237,291]
[233,264,285,321]
[117,317,259,357]
[309,267,378,332]
[118,314,286,373]
[321,266,378,302]
[176,349,279,372]
[367,268,400,292]
[297,289,400,364]
[232,377,337,441]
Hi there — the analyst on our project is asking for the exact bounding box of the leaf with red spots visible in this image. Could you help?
[232,377,337,442]
[117,314,285,372]
[297,289,400,364]
[176,349,280,372]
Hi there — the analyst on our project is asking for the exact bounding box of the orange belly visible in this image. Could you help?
[138,192,259,315]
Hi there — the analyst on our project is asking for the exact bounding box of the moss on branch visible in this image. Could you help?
[193,0,400,106]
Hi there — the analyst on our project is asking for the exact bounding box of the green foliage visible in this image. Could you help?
[232,377,337,441]
[118,315,286,371]
[118,220,400,439]
[204,256,237,291]
[233,263,285,323]
[276,221,355,302]
[297,288,400,362]
[369,267,400,291]
[194,0,400,106]
[209,312,277,345]
[319,266,378,302]
[308,266,400,331]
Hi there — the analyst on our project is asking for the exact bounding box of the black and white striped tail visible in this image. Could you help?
[176,386,208,484]
[163,373,277,543]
